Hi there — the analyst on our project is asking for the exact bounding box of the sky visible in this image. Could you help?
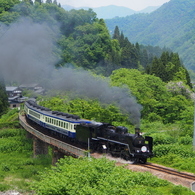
[57,0,170,11]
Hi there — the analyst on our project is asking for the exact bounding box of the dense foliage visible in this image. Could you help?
[146,52,192,88]
[0,109,52,192]
[32,156,194,195]
[39,96,131,129]
[151,131,195,173]
[110,68,193,125]
[0,77,9,116]
[105,0,195,72]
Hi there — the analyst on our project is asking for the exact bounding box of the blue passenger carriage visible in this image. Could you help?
[24,99,91,138]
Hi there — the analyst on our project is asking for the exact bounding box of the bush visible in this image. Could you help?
[0,183,10,192]
[147,112,162,122]
[0,129,22,138]
[32,157,174,195]
[153,144,171,157]
[178,135,192,145]
[169,144,195,158]
[170,185,189,195]
[1,163,10,172]
[153,144,195,158]
[0,108,19,122]
[151,133,176,145]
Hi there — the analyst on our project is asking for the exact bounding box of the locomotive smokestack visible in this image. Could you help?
[135,127,140,135]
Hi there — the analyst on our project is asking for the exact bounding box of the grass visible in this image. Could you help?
[0,128,52,193]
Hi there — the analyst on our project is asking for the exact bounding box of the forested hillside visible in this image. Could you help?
[105,0,195,71]
[0,0,191,84]
[0,0,192,120]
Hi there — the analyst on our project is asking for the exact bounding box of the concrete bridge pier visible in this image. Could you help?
[26,131,33,139]
[52,147,65,165]
[33,136,48,158]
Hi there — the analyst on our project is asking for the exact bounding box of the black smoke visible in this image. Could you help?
[49,68,142,126]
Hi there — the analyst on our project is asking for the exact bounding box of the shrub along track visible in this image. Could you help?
[92,153,195,189]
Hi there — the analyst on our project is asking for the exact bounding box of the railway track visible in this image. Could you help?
[141,163,195,181]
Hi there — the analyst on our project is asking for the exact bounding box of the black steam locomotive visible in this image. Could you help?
[24,99,153,163]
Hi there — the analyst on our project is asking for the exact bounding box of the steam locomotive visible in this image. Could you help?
[24,99,153,163]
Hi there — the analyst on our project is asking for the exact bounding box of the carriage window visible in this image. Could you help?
[29,110,40,119]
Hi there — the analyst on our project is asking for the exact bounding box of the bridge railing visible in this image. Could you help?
[19,113,88,158]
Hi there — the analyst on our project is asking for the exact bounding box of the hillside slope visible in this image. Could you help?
[105,0,195,70]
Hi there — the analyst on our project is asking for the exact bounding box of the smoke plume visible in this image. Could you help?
[49,68,142,126]
[0,18,58,84]
[0,17,142,126]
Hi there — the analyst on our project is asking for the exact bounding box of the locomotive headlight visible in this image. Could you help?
[141,146,147,152]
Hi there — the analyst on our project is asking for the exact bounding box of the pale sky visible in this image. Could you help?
[56,0,170,11]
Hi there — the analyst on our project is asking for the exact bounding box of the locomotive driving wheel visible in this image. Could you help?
[120,150,130,161]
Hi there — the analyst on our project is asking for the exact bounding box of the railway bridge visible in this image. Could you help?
[19,113,88,164]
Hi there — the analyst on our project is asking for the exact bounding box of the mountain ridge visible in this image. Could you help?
[61,4,160,19]
[105,0,195,70]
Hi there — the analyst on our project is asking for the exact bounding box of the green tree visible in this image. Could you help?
[0,77,9,116]
[13,1,33,17]
[61,19,112,69]
[22,0,33,4]
[0,0,20,14]
[40,97,126,124]
[46,0,52,3]
[0,11,20,24]
[140,48,148,68]
[146,52,191,87]
[35,0,42,4]
[162,95,193,123]
[149,57,166,81]
[110,68,170,121]
[112,25,120,40]
[109,39,121,66]
[53,0,57,5]
[110,68,194,123]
